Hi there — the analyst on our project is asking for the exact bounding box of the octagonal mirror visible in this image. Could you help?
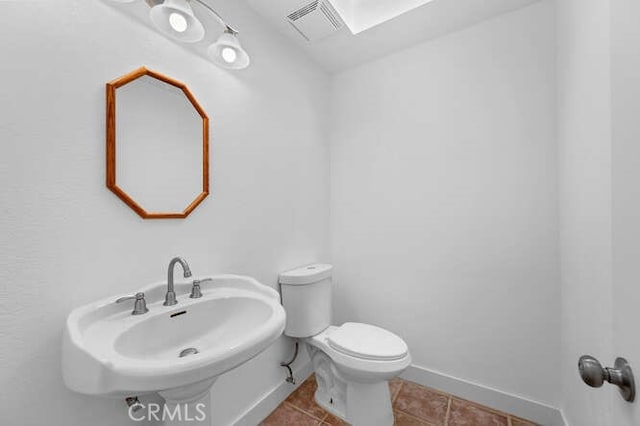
[106,67,209,219]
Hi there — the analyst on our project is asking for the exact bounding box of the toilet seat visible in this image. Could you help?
[327,322,408,361]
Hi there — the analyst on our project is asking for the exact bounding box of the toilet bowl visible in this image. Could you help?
[305,323,411,424]
[279,264,411,426]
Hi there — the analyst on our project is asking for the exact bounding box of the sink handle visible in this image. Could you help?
[116,292,149,315]
[190,278,212,299]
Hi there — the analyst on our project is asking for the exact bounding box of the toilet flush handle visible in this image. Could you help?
[578,355,635,402]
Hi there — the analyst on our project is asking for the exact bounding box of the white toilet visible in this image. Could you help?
[279,264,411,426]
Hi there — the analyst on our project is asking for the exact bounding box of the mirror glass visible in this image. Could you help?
[107,68,209,219]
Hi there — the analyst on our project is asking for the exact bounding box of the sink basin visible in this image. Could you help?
[114,297,273,361]
[62,275,285,398]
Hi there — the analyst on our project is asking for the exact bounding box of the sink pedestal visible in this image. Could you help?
[159,378,217,426]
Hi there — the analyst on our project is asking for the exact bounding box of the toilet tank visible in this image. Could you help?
[279,264,333,338]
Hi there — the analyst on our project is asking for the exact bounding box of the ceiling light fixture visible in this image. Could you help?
[149,0,205,43]
[109,0,250,69]
[208,27,250,70]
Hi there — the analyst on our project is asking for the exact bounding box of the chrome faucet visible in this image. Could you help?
[164,257,192,306]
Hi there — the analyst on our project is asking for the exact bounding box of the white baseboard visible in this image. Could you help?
[232,362,314,426]
[400,364,565,426]
[231,362,566,426]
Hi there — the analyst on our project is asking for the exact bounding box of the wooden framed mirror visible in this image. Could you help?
[106,67,209,219]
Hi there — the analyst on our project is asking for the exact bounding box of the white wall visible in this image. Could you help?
[329,2,560,406]
[556,0,615,424]
[0,1,329,425]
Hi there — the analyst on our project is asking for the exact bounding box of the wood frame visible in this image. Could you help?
[106,67,209,219]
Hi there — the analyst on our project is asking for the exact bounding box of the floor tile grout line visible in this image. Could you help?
[395,408,436,425]
[444,396,452,426]
[392,381,404,403]
[445,392,515,422]
[284,401,327,422]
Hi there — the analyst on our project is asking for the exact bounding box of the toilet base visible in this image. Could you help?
[308,345,394,426]
[314,381,394,426]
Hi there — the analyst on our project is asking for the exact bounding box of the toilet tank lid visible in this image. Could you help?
[278,264,333,285]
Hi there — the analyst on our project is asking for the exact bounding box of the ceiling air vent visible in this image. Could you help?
[287,0,344,42]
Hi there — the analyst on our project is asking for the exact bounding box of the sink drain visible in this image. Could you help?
[179,348,199,358]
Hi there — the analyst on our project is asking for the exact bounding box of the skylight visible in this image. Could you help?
[329,0,437,34]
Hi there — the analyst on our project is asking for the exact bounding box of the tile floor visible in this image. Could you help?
[261,375,539,426]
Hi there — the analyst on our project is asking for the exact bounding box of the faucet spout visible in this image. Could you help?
[164,257,192,306]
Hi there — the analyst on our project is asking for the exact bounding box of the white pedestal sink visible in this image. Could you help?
[62,275,286,425]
